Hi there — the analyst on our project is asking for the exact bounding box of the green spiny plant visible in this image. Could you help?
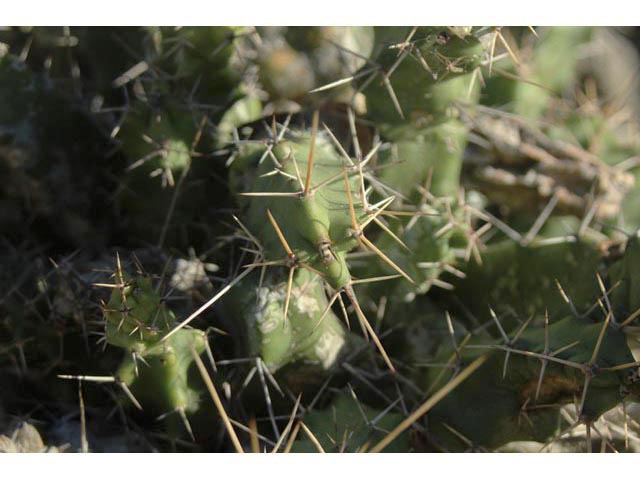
[289,392,409,452]
[96,256,210,438]
[481,27,593,120]
[232,267,350,374]
[3,26,640,454]
[417,310,639,452]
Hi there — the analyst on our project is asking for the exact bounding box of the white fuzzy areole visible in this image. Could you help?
[314,327,345,370]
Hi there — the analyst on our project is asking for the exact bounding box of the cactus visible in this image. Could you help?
[229,115,432,373]
[481,27,593,120]
[290,393,409,452]
[3,26,640,454]
[103,275,206,405]
[450,237,606,323]
[362,27,484,198]
[98,257,210,439]
[406,231,640,451]
[345,27,489,299]
[253,26,374,112]
[234,268,349,374]
[417,312,638,451]
[234,125,362,291]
